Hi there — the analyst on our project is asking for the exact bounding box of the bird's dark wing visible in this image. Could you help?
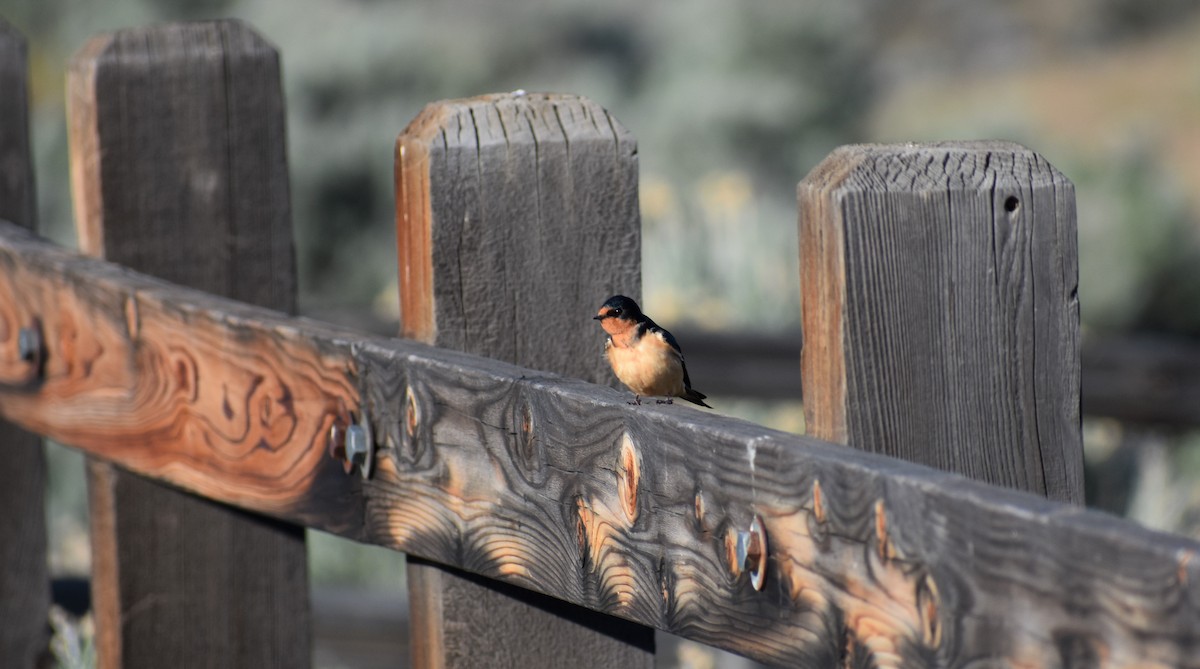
[641,320,697,387]
[640,318,681,354]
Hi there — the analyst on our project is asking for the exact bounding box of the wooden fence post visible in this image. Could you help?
[0,19,50,668]
[67,20,309,667]
[395,93,653,668]
[799,142,1084,503]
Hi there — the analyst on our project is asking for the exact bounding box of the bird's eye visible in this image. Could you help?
[611,308,622,317]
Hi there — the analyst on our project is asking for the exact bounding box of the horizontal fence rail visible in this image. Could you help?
[0,220,1198,667]
[302,312,1200,428]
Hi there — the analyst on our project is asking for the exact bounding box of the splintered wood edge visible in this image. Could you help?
[66,34,110,258]
[797,148,860,443]
[0,222,1197,666]
[395,127,437,343]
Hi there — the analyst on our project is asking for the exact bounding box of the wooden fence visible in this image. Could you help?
[1,17,1199,669]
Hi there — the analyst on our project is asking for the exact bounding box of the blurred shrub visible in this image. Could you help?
[1075,146,1200,336]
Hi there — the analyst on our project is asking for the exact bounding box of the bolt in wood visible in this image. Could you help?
[735,514,768,592]
[17,324,40,364]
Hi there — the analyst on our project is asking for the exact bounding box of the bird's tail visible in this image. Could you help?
[682,387,712,409]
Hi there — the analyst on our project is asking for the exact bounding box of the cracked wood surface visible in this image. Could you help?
[0,221,1197,667]
[397,93,652,667]
[800,142,1086,505]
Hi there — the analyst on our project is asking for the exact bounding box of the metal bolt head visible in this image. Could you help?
[329,411,374,479]
[734,531,749,567]
[735,514,767,592]
[345,419,374,480]
[328,423,347,461]
[346,425,368,467]
[17,326,41,363]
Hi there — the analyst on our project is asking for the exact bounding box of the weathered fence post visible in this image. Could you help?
[67,20,309,667]
[799,142,1084,503]
[395,93,653,668]
[0,19,50,668]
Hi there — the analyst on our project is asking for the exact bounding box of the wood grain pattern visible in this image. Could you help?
[800,142,1085,504]
[396,92,652,668]
[0,20,50,668]
[408,556,653,668]
[66,20,309,668]
[397,92,641,383]
[0,20,36,230]
[0,221,1198,666]
[0,225,360,525]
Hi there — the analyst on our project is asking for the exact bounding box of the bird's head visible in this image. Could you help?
[593,295,642,336]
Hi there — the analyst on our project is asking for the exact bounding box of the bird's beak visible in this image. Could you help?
[592,314,605,321]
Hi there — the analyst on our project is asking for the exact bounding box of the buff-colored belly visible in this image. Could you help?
[607,335,684,397]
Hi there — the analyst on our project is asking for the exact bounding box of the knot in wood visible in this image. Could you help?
[874,500,897,562]
[506,396,547,487]
[618,434,640,524]
[404,385,420,439]
[574,497,592,557]
[811,479,826,524]
[916,572,942,649]
[807,479,831,551]
[399,383,430,465]
[517,401,536,463]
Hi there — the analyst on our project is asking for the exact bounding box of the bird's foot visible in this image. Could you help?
[627,395,643,405]
[655,398,674,405]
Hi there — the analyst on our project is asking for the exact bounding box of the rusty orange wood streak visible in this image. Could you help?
[798,151,854,444]
[395,104,448,344]
[0,237,358,516]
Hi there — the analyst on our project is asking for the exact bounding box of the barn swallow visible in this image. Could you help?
[593,295,711,408]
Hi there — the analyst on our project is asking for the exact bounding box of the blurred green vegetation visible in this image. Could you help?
[1074,148,1200,335]
[10,0,1200,334]
[6,3,1200,666]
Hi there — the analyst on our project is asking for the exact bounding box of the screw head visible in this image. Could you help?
[344,416,374,480]
[328,422,347,461]
[734,514,767,591]
[17,326,41,363]
[734,530,751,569]
[346,425,368,466]
[328,413,373,479]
